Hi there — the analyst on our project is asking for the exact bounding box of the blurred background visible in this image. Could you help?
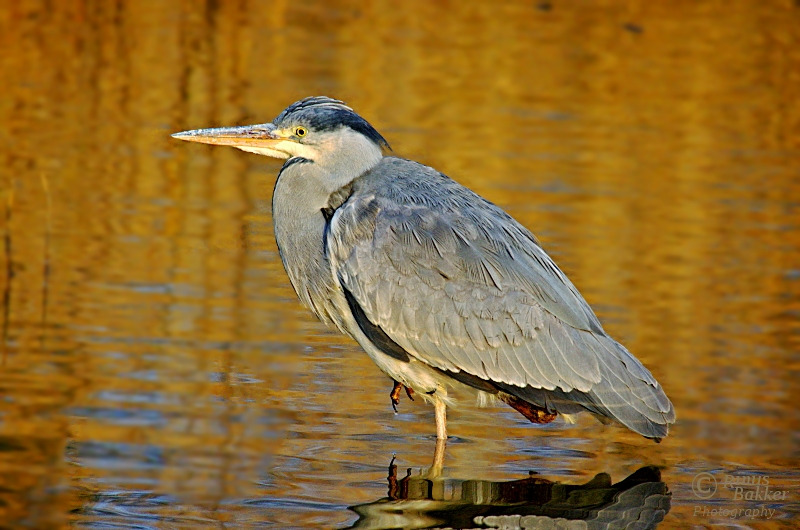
[1,0,799,527]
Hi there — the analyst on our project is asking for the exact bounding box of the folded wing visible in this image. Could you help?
[329,158,675,438]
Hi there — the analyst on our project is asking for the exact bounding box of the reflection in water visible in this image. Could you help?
[350,460,669,529]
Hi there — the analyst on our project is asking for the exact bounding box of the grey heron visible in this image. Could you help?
[173,96,675,444]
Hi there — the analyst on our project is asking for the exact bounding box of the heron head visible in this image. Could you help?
[172,96,390,163]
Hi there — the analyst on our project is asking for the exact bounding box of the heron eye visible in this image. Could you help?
[294,126,307,137]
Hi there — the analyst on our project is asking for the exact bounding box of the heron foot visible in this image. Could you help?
[390,380,415,412]
[500,394,558,424]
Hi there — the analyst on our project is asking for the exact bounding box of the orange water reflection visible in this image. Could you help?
[0,0,798,527]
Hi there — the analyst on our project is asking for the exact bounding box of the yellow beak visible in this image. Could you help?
[171,123,282,148]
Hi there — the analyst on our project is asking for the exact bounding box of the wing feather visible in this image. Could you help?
[329,158,674,436]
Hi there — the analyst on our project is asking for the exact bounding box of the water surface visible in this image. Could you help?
[1,1,798,528]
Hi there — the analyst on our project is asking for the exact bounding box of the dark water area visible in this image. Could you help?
[1,1,798,528]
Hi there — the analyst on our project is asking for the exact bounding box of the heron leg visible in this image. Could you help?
[434,399,447,439]
[427,437,446,479]
[390,380,415,412]
[428,406,447,478]
[390,381,401,411]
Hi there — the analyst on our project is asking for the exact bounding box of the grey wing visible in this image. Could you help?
[329,164,675,437]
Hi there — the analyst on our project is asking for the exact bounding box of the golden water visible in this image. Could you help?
[0,1,798,527]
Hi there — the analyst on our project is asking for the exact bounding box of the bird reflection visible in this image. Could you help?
[349,462,670,529]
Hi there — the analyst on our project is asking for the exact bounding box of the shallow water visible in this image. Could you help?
[1,1,799,528]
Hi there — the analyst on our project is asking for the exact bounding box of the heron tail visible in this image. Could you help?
[496,337,675,440]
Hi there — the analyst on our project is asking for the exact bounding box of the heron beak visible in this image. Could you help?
[171,123,282,148]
